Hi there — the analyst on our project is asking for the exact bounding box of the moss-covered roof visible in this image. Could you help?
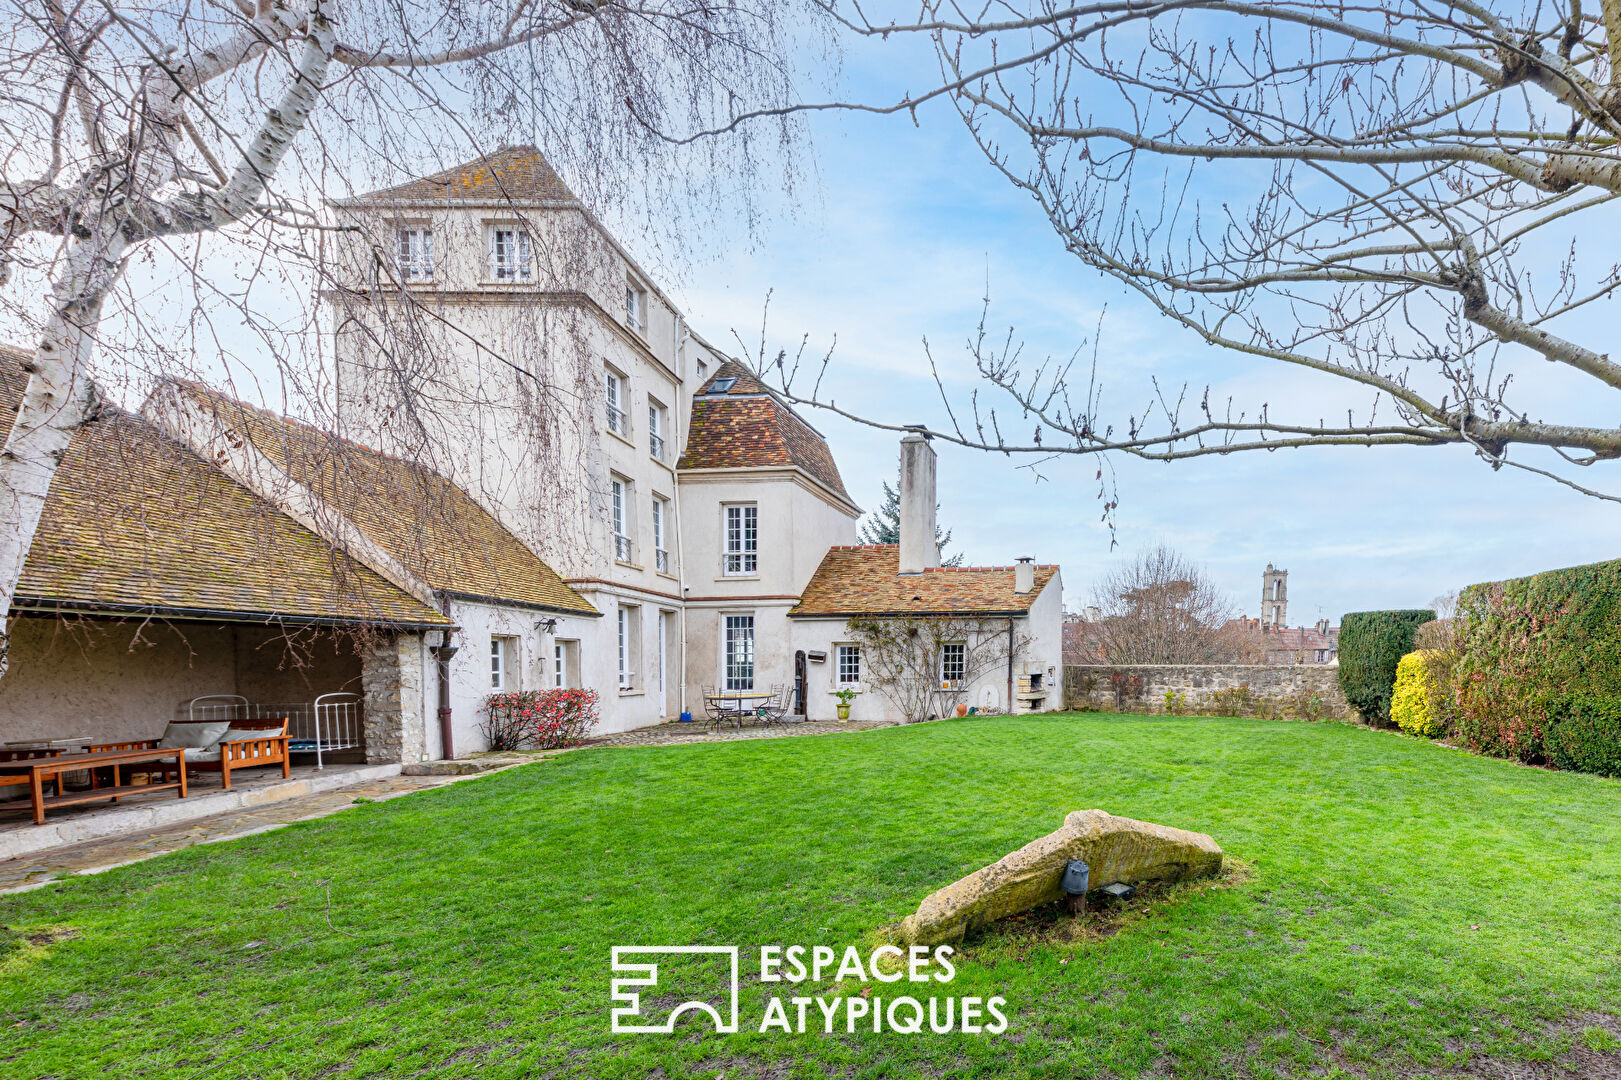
[0,348,450,627]
[167,380,597,616]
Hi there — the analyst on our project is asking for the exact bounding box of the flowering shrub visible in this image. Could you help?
[481,689,601,751]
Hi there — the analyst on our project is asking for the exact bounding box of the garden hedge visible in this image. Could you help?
[1338,610,1435,724]
[1454,558,1621,774]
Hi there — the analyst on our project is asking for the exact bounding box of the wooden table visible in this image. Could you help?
[0,748,188,825]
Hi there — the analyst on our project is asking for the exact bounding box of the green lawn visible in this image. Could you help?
[3,713,1620,1079]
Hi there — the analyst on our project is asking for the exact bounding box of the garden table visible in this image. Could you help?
[704,691,775,731]
[0,748,188,825]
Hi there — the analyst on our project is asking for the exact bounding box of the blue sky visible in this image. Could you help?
[641,28,1621,624]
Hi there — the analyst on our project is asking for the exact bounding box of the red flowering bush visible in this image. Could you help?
[481,689,601,751]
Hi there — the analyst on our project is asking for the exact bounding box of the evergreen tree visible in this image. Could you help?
[858,479,964,566]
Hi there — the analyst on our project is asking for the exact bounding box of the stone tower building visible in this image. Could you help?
[1262,564,1287,628]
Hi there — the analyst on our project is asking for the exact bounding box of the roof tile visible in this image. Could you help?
[169,381,597,616]
[679,361,851,501]
[342,145,574,204]
[0,348,449,626]
[791,545,1057,617]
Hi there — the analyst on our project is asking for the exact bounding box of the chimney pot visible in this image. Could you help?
[898,432,940,574]
[1015,556,1035,595]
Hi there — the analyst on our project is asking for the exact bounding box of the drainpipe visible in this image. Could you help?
[1007,617,1015,716]
[432,593,459,760]
[673,318,691,719]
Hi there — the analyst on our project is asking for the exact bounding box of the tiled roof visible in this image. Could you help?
[340,145,575,205]
[695,360,769,397]
[1266,627,1336,651]
[678,361,851,502]
[0,348,449,627]
[790,545,1058,618]
[166,381,597,616]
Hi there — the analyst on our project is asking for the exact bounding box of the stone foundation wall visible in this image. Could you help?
[1064,663,1355,720]
[361,633,428,764]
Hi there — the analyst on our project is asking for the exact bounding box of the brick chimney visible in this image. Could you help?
[898,431,940,575]
[1015,556,1035,594]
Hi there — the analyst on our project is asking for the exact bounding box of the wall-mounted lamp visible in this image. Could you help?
[535,618,560,634]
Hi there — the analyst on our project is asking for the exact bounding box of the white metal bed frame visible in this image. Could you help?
[181,692,364,770]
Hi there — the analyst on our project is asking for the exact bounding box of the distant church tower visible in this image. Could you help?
[1262,565,1287,628]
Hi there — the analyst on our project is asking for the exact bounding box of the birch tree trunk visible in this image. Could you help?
[0,226,129,675]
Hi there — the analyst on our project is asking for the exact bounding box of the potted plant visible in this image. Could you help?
[833,688,856,721]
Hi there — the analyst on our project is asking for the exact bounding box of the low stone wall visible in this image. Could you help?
[1064,663,1355,720]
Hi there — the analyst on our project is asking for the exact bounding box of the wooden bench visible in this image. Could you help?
[0,748,187,824]
[90,719,292,791]
[0,748,65,796]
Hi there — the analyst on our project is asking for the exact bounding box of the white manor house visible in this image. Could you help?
[0,147,1063,764]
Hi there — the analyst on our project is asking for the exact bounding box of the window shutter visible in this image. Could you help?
[517,231,532,279]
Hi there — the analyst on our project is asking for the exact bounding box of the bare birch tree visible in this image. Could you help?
[688,1,1621,504]
[0,0,814,674]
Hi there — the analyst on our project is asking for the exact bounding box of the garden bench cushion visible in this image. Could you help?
[220,722,286,743]
[157,721,230,750]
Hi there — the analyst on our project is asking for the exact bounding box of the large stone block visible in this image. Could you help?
[894,810,1223,945]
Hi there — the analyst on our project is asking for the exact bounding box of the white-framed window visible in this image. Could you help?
[724,614,755,691]
[617,605,641,690]
[605,370,628,437]
[489,226,532,280]
[696,359,709,381]
[395,227,434,282]
[611,476,634,562]
[940,641,966,688]
[626,280,646,334]
[648,399,667,460]
[836,644,861,687]
[652,495,670,573]
[723,504,758,575]
[491,636,518,691]
[553,639,580,689]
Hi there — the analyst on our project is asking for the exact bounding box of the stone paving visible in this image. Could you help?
[0,717,902,894]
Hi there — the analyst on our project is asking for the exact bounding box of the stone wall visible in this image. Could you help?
[1064,663,1355,720]
[0,617,363,746]
[361,633,428,764]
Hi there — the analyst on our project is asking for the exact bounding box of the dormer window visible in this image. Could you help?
[489,226,532,281]
[395,227,434,282]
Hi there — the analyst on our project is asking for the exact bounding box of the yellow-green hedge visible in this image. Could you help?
[1392,650,1451,738]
